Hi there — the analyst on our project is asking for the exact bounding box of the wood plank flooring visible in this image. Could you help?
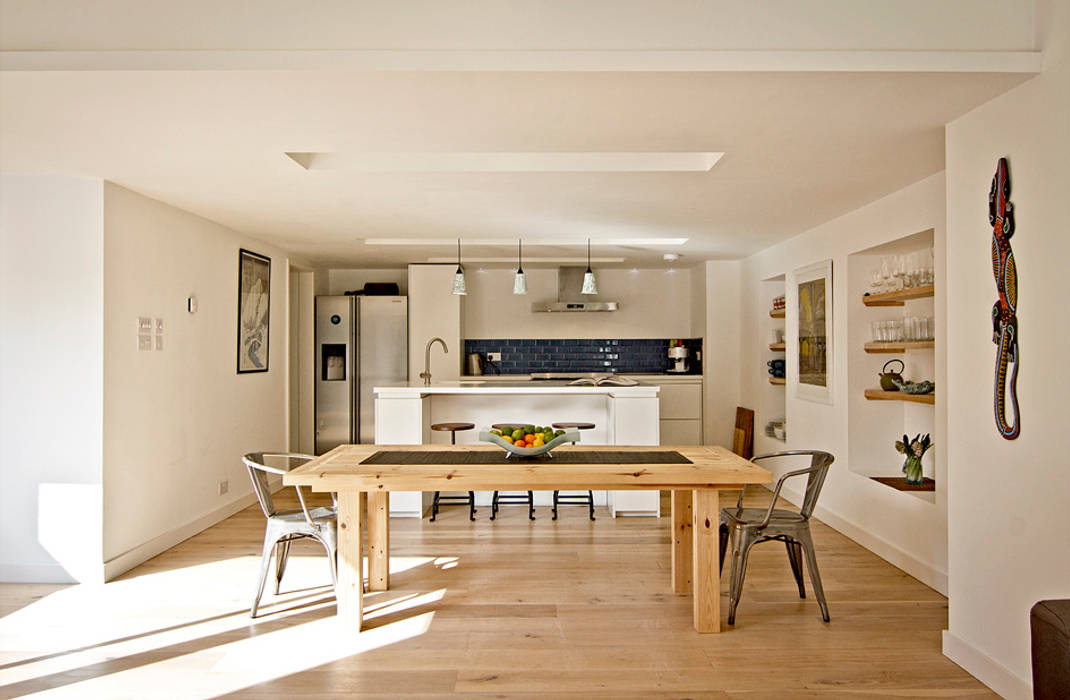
[0,490,993,698]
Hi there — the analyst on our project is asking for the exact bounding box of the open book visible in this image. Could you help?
[567,374,640,387]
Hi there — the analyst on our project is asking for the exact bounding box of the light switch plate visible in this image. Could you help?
[155,318,164,332]
[137,317,153,333]
[138,334,152,351]
[154,335,163,351]
[488,352,502,362]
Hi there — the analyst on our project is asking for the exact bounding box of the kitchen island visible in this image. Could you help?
[373,380,660,517]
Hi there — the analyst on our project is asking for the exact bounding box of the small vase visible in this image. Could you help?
[902,456,924,484]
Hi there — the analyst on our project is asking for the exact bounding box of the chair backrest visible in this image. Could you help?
[242,452,316,519]
[751,450,835,519]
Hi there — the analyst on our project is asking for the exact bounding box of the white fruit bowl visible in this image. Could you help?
[479,429,580,457]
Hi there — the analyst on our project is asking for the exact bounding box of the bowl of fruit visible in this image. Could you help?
[479,424,580,457]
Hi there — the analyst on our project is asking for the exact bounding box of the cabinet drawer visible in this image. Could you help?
[660,419,702,446]
[658,383,702,420]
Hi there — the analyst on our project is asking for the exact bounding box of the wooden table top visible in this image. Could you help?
[283,444,772,492]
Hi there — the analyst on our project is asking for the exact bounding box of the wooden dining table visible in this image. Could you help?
[283,444,771,633]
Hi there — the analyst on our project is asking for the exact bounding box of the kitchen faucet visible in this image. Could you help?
[420,337,448,385]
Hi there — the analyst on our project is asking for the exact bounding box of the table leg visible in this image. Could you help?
[671,490,693,593]
[337,491,364,631]
[692,489,721,633]
[367,491,390,591]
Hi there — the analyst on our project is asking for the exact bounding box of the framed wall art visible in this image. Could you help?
[237,248,271,373]
[795,259,833,404]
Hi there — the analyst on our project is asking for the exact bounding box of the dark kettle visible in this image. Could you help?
[879,359,905,391]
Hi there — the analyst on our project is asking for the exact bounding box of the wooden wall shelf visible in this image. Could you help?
[769,309,785,318]
[871,476,936,492]
[864,341,935,353]
[862,285,935,306]
[769,377,786,385]
[864,389,934,404]
[769,343,785,351]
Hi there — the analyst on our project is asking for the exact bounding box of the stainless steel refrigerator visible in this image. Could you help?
[315,295,407,453]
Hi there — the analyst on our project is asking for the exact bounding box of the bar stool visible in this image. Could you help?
[551,422,596,521]
[430,422,477,521]
[490,423,535,521]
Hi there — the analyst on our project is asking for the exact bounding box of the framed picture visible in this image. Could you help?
[237,248,271,373]
[795,259,832,404]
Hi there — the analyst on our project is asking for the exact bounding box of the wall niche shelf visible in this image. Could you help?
[769,377,786,385]
[870,476,936,493]
[862,285,935,307]
[864,389,934,404]
[769,342,785,351]
[769,309,785,318]
[864,341,935,353]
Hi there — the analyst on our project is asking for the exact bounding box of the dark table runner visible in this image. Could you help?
[360,450,692,466]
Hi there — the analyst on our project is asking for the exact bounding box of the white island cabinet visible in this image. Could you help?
[374,381,661,518]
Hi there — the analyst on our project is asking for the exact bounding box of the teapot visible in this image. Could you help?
[879,359,905,391]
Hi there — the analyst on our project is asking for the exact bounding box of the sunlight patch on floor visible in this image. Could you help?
[0,555,445,698]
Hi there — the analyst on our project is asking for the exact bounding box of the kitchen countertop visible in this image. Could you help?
[374,380,659,397]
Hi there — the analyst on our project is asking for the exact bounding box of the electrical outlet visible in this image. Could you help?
[218,480,228,496]
[488,352,502,362]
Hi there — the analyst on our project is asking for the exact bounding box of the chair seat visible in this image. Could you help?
[721,507,806,527]
[271,506,337,524]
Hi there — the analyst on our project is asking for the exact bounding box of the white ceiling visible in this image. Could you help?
[0,1,1039,268]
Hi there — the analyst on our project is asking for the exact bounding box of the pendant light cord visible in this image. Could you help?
[518,239,523,273]
[586,238,592,272]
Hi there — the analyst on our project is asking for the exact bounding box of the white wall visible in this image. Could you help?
[463,267,694,339]
[701,261,740,447]
[101,183,288,575]
[0,175,105,582]
[327,268,407,296]
[740,173,949,593]
[941,1,1070,695]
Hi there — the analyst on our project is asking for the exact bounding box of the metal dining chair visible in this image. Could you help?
[718,450,835,625]
[243,452,338,618]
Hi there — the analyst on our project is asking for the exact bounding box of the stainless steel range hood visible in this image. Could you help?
[531,267,619,312]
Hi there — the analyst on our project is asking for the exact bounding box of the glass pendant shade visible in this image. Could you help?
[513,238,527,294]
[581,238,598,294]
[451,266,467,295]
[451,238,467,295]
[513,270,527,295]
[581,269,598,295]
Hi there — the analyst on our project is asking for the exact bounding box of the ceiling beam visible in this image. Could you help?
[0,49,1043,73]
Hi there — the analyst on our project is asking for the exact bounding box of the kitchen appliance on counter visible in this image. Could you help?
[315,295,407,452]
[466,352,485,376]
[667,344,690,373]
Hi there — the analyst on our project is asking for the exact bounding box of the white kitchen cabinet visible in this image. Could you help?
[659,418,702,445]
[407,264,463,382]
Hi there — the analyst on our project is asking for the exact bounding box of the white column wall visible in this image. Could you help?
[0,174,105,583]
[942,1,1070,696]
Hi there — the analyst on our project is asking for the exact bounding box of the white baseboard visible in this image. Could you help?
[0,562,77,584]
[771,483,948,595]
[942,630,1032,700]
[102,482,275,581]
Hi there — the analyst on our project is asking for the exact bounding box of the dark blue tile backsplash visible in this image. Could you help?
[464,338,702,375]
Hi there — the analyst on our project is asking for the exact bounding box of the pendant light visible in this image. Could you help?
[513,239,528,295]
[581,238,598,294]
[451,238,467,295]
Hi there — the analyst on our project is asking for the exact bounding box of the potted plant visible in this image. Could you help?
[895,433,933,484]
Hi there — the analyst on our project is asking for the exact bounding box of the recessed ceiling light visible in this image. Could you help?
[425,257,626,264]
[663,253,680,261]
[365,237,687,246]
[286,152,723,173]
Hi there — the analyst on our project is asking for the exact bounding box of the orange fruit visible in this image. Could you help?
[515,439,526,447]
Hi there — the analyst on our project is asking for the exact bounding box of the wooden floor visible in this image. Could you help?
[0,490,993,699]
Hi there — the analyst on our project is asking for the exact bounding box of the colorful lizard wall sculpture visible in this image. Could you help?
[988,157,1020,440]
